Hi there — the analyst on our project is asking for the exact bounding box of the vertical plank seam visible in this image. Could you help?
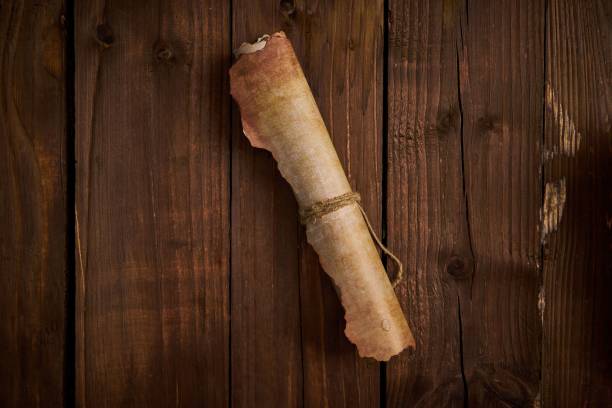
[456,297,467,406]
[297,210,305,408]
[228,0,233,406]
[455,1,473,405]
[64,0,76,405]
[540,0,549,405]
[455,47,470,408]
[296,10,307,407]
[381,0,390,405]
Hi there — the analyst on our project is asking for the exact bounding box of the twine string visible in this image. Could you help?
[299,191,404,288]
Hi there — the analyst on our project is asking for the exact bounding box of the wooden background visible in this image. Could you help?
[1,0,610,406]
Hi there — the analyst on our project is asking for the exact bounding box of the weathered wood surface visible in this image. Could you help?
[230,3,302,406]
[0,1,66,406]
[386,0,469,405]
[387,0,544,406]
[231,1,383,406]
[543,0,612,406]
[1,0,610,406]
[294,2,383,406]
[75,1,230,406]
[457,0,544,406]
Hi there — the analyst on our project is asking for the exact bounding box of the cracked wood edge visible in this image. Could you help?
[386,1,470,406]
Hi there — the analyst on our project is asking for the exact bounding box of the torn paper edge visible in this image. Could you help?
[233,34,271,58]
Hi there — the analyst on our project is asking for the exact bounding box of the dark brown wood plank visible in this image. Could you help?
[0,1,66,406]
[543,0,612,405]
[231,1,383,406]
[458,0,544,405]
[75,1,230,406]
[386,1,471,406]
[231,4,302,407]
[388,0,546,405]
[294,2,383,407]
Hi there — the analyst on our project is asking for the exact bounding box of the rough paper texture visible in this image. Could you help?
[229,32,415,361]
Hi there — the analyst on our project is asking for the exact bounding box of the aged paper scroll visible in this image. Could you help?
[230,32,415,361]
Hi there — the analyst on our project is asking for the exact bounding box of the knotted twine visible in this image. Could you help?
[299,191,404,288]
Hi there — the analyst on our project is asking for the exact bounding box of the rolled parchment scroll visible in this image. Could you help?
[230,32,415,361]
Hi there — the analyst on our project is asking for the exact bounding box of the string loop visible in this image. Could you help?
[299,191,404,288]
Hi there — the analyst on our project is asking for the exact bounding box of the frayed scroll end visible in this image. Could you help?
[233,34,269,58]
[347,314,416,361]
[233,31,287,58]
[230,32,290,150]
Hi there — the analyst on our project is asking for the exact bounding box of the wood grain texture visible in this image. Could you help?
[0,1,66,406]
[293,1,382,406]
[543,0,612,406]
[2,0,607,405]
[388,0,545,406]
[386,1,471,406]
[231,3,302,407]
[457,0,544,405]
[231,1,383,406]
[75,1,230,406]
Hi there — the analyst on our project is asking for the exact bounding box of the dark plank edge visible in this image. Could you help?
[65,0,76,405]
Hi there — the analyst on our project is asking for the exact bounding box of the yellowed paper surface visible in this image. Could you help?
[230,32,415,361]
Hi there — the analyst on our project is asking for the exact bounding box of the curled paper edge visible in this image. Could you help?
[233,34,271,58]
[232,33,279,150]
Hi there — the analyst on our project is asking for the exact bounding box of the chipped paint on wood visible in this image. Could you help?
[541,179,566,242]
[546,83,582,156]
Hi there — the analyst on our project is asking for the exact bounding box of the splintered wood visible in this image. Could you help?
[230,32,414,361]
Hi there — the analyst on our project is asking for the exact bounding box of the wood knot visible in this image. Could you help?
[280,0,296,16]
[436,105,459,135]
[154,41,174,62]
[478,114,502,136]
[470,366,537,406]
[95,23,114,48]
[446,256,470,280]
